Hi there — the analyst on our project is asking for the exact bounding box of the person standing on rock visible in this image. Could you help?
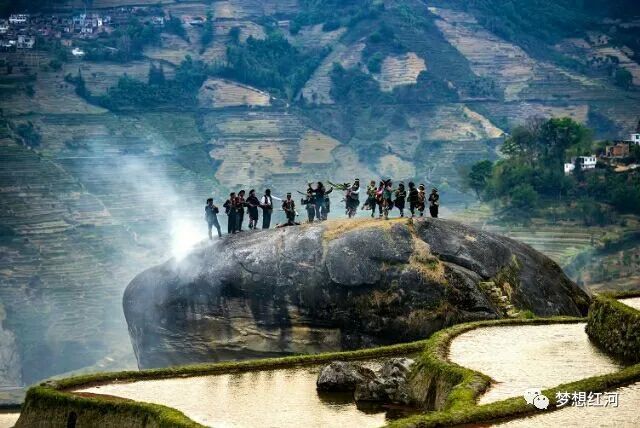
[346,179,360,218]
[417,184,426,217]
[282,192,298,226]
[323,185,333,220]
[301,188,316,223]
[223,192,237,234]
[375,181,385,218]
[246,189,260,230]
[428,188,440,218]
[382,179,394,220]
[363,180,378,218]
[260,189,274,229]
[407,182,418,218]
[394,182,407,218]
[235,190,246,232]
[205,198,222,239]
[314,182,332,221]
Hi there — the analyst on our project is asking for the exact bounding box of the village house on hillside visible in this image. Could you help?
[629,125,640,145]
[9,14,29,25]
[0,5,164,54]
[605,142,630,158]
[565,155,597,174]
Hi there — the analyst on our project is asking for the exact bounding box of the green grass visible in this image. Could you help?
[586,293,640,363]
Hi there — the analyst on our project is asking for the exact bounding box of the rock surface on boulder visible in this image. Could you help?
[123,218,590,369]
[316,361,376,392]
[354,358,415,404]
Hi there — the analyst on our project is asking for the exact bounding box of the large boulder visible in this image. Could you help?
[316,361,377,392]
[123,218,590,369]
[354,358,415,404]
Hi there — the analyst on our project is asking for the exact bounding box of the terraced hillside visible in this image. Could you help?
[1,0,640,404]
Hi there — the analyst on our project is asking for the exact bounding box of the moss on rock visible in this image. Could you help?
[586,294,640,363]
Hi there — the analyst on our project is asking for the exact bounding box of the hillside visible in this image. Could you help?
[0,0,639,401]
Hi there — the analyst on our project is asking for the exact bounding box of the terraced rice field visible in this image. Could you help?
[198,78,271,108]
[411,105,503,142]
[287,24,346,50]
[429,7,535,101]
[495,381,640,427]
[619,297,640,311]
[0,108,221,385]
[76,360,408,428]
[299,41,365,104]
[375,52,426,92]
[449,323,621,404]
[0,413,19,428]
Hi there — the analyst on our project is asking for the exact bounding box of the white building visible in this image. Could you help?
[17,35,35,49]
[564,155,597,174]
[71,47,85,57]
[630,133,640,145]
[0,21,9,34]
[9,14,29,25]
[564,163,575,174]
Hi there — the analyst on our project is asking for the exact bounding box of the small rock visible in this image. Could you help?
[354,358,415,404]
[316,361,376,392]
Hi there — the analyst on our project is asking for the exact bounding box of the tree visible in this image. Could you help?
[614,67,633,90]
[16,121,42,147]
[229,27,241,44]
[148,63,165,86]
[509,183,539,211]
[166,14,187,40]
[367,52,384,73]
[573,156,585,183]
[468,160,493,199]
[200,12,214,52]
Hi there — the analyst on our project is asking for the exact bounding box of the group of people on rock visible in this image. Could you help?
[204,179,440,240]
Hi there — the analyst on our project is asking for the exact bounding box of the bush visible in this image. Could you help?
[220,32,326,99]
[509,183,538,211]
[367,52,384,73]
[586,295,640,363]
[16,121,42,147]
[49,59,62,71]
[614,67,633,89]
[200,12,214,52]
[165,14,187,40]
[322,19,341,32]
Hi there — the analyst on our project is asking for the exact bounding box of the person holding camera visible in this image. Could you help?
[205,198,222,239]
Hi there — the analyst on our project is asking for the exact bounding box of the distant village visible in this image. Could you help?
[0,7,169,54]
[565,123,640,175]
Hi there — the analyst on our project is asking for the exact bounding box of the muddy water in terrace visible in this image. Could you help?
[76,361,416,428]
[495,381,640,427]
[448,323,622,404]
[618,297,640,311]
[0,413,20,428]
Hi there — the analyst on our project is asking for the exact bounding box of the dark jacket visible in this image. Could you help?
[205,204,219,222]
